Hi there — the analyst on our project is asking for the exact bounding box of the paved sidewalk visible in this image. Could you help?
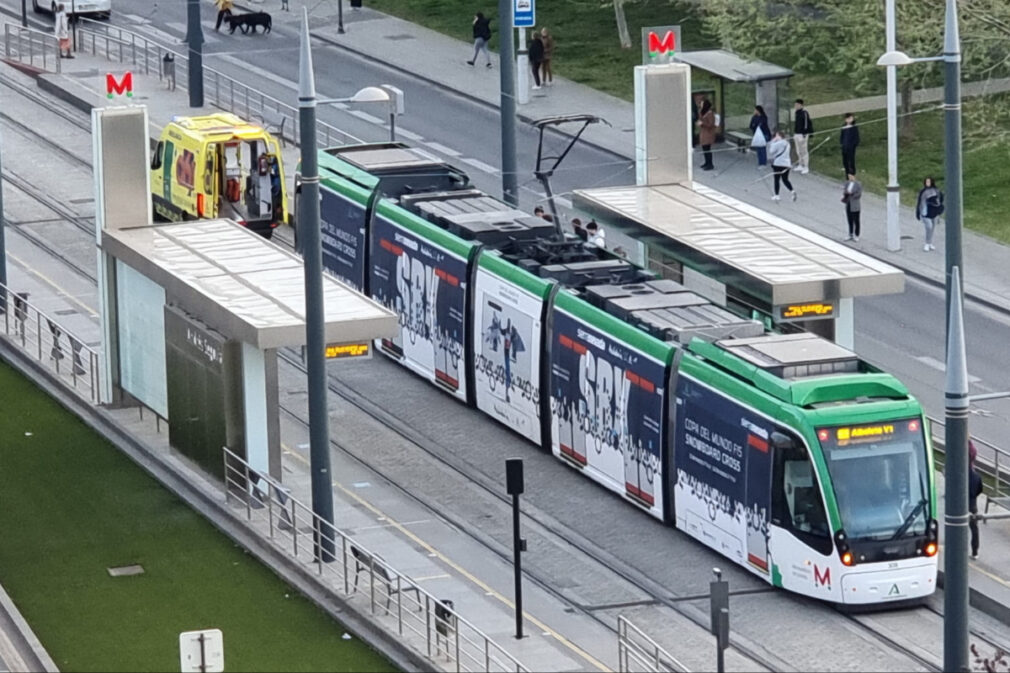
[248,2,1010,313]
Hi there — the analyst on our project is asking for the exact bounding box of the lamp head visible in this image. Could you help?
[349,86,391,104]
[876,50,916,67]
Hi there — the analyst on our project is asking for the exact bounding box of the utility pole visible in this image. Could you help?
[0,128,8,313]
[505,459,526,640]
[884,0,901,252]
[186,0,205,108]
[337,0,344,34]
[298,10,337,563]
[497,0,518,206]
[942,0,967,668]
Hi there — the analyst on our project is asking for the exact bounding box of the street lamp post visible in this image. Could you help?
[497,0,519,206]
[186,0,205,108]
[297,9,337,564]
[878,0,967,669]
[884,0,901,252]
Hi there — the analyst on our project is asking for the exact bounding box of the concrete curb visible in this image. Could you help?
[0,342,434,673]
[0,583,60,673]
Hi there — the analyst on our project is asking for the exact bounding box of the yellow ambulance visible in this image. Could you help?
[150,113,288,238]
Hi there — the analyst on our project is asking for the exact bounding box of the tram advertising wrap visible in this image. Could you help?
[320,188,367,290]
[369,209,469,402]
[673,375,774,576]
[549,297,668,519]
[472,259,547,445]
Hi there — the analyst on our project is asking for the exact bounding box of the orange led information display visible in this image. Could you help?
[325,342,371,359]
[777,302,836,321]
[834,424,895,442]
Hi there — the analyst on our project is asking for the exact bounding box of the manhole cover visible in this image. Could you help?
[107,564,145,577]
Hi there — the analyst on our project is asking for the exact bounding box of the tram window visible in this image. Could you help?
[771,434,833,555]
[151,141,164,170]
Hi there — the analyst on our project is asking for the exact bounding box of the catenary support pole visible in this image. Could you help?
[506,459,525,640]
[298,10,336,563]
[186,0,205,108]
[884,0,901,251]
[0,128,7,312]
[497,0,518,206]
[943,0,964,339]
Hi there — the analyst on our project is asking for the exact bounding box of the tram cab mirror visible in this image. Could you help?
[771,431,794,451]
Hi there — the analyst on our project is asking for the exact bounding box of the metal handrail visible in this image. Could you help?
[222,448,529,673]
[928,415,1010,500]
[3,22,62,74]
[72,19,363,149]
[0,283,100,404]
[617,615,689,673]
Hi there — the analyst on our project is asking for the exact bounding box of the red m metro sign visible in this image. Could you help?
[641,25,682,64]
[106,72,134,98]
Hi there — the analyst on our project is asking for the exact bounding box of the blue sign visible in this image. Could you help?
[319,189,367,291]
[514,0,535,28]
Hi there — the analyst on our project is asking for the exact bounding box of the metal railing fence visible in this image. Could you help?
[928,415,1010,501]
[0,283,100,404]
[222,448,529,673]
[3,23,61,74]
[617,616,689,673]
[72,19,363,149]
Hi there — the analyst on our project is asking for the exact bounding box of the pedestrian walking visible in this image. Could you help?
[467,12,493,68]
[769,130,796,201]
[214,0,234,32]
[540,28,554,86]
[841,173,862,241]
[697,99,716,171]
[969,440,984,560]
[915,176,945,252]
[840,112,860,176]
[750,106,771,167]
[528,30,544,90]
[793,99,813,174]
[55,4,72,58]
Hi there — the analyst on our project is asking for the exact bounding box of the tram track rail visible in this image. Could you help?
[4,62,1009,673]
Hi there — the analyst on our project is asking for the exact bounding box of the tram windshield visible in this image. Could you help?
[818,419,930,540]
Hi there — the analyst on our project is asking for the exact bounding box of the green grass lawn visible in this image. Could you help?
[0,361,396,673]
[808,101,1010,244]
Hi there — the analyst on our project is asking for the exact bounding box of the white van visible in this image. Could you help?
[34,0,111,20]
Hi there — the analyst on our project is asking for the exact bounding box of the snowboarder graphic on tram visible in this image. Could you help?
[484,313,525,402]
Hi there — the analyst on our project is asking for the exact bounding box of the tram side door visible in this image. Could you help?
[203,144,219,218]
[744,430,772,575]
[162,140,175,203]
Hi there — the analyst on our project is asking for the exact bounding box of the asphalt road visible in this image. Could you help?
[5,0,1008,445]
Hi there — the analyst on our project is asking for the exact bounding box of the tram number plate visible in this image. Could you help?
[325,342,371,360]
[775,302,836,322]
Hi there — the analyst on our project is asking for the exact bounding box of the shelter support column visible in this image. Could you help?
[754,80,779,131]
[834,297,854,350]
[241,343,281,479]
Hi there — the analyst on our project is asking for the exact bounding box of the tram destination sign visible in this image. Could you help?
[325,342,372,360]
[775,301,836,322]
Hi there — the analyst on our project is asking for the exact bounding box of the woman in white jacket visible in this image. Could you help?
[55,4,72,59]
[768,129,796,201]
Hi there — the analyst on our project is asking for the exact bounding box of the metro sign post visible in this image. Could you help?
[105,72,134,99]
[514,0,534,28]
[641,25,681,65]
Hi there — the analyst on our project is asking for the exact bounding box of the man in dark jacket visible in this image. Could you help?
[840,112,860,177]
[467,13,493,68]
[970,440,984,559]
[528,30,544,90]
[793,99,813,174]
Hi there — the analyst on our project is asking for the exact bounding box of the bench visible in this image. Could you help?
[724,130,751,153]
[349,545,422,613]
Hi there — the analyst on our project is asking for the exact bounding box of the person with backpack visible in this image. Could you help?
[467,12,493,68]
[750,106,772,167]
[915,176,945,252]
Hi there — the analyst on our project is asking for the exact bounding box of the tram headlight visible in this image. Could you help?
[835,529,855,567]
[841,551,854,566]
[925,542,938,557]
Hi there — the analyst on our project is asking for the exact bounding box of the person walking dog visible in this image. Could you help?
[841,173,862,241]
[214,0,234,32]
[793,99,813,174]
[769,130,796,201]
[915,176,945,252]
[467,12,493,68]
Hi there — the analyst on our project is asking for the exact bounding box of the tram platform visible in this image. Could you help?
[4,41,1010,672]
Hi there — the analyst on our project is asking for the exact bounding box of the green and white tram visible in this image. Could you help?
[302,143,938,604]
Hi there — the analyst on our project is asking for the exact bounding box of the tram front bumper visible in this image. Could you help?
[839,560,938,603]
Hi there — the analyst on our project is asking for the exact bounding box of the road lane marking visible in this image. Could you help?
[347,109,385,125]
[459,157,500,176]
[394,128,423,141]
[423,141,461,157]
[281,445,608,671]
[915,355,981,384]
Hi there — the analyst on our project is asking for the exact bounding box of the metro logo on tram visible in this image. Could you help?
[814,564,832,588]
